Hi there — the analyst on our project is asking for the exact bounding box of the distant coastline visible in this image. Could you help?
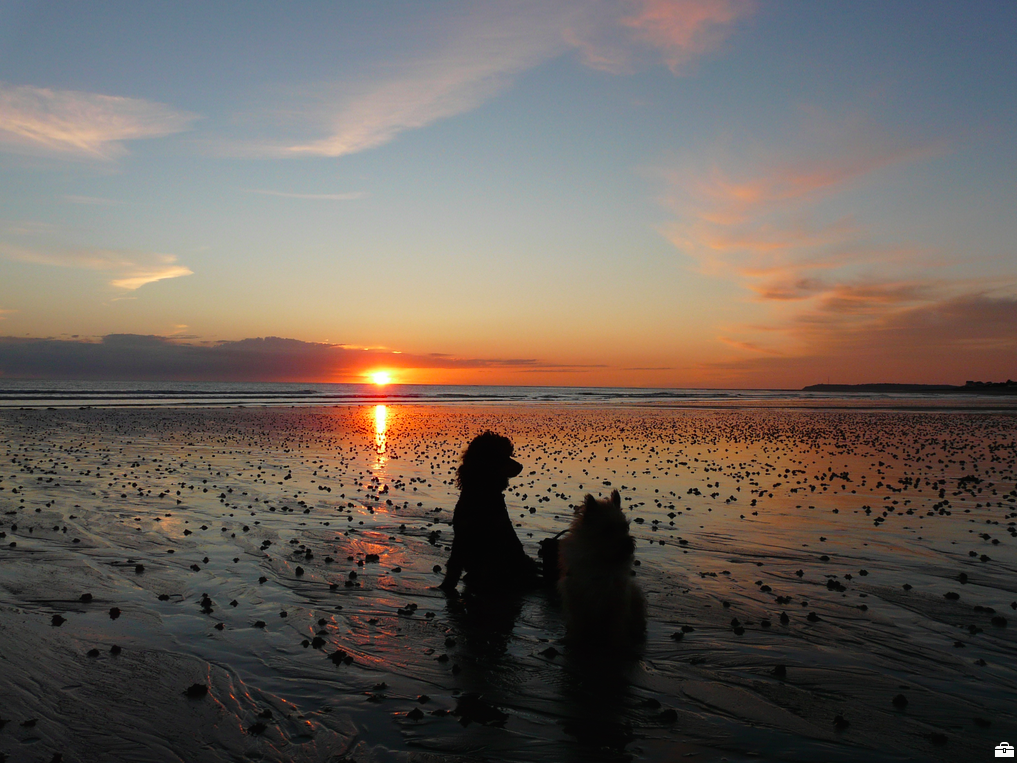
[803,381,1017,395]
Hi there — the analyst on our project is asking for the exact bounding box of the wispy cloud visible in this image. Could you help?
[0,243,193,290]
[0,309,13,320]
[267,3,571,159]
[0,82,197,159]
[242,189,366,201]
[241,0,753,159]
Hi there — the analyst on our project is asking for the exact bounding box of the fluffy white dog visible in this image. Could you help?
[557,490,646,648]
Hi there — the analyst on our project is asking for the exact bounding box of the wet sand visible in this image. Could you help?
[1,404,1015,762]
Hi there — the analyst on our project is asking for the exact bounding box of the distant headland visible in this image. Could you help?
[803,381,1017,395]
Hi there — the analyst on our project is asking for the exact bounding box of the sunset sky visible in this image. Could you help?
[1,1,1014,388]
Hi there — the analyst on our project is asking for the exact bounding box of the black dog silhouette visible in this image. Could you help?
[440,431,539,591]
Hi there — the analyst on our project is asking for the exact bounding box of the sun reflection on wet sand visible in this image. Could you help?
[373,404,387,465]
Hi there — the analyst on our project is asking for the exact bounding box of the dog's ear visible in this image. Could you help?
[581,494,597,514]
[610,489,621,508]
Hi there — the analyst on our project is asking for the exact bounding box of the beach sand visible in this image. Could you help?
[1,404,1015,762]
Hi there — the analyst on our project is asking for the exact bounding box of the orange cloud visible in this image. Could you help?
[702,293,1017,387]
[620,0,755,74]
[654,121,1017,386]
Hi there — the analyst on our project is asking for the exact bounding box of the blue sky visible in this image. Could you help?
[1,0,1015,386]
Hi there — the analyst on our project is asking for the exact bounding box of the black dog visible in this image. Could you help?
[440,431,539,591]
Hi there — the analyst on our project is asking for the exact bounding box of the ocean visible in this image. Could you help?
[0,378,1012,409]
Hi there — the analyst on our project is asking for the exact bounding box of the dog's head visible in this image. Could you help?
[456,430,522,492]
[574,490,635,560]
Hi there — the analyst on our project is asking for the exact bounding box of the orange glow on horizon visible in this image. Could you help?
[369,370,393,385]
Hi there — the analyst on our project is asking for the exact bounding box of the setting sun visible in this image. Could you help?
[370,371,393,386]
